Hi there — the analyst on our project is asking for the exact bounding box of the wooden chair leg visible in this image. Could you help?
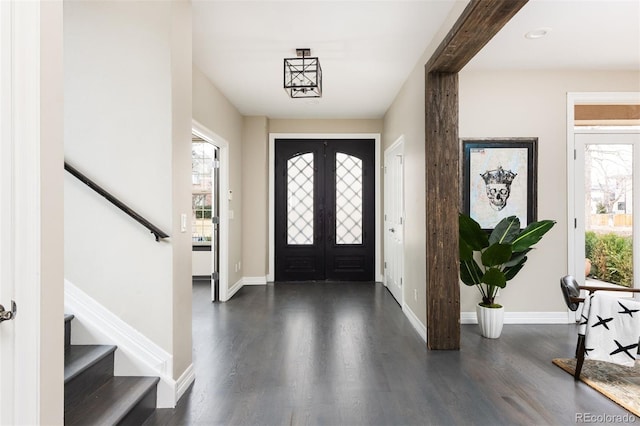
[574,334,586,380]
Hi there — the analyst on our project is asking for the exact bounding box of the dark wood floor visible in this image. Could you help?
[146,281,629,425]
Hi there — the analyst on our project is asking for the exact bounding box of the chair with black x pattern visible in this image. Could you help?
[560,275,640,379]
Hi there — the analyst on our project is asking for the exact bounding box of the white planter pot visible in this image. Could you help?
[476,304,505,339]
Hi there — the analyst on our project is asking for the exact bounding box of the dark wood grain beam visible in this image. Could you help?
[425,0,528,349]
[425,72,460,350]
[426,0,528,73]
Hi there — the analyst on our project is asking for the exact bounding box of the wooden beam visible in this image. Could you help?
[426,0,528,73]
[425,72,460,350]
[425,0,529,350]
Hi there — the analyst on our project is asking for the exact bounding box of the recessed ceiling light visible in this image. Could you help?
[525,27,552,39]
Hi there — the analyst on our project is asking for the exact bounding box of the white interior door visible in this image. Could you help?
[1,1,47,422]
[384,140,404,305]
[1,2,62,423]
[574,131,640,296]
[0,2,17,420]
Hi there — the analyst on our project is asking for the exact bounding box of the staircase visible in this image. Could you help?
[64,314,160,425]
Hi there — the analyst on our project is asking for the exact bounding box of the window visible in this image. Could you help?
[192,139,215,243]
[335,152,363,245]
[287,152,314,245]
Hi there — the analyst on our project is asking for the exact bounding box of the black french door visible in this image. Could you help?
[275,139,375,282]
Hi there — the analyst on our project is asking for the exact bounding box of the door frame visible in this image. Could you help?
[566,92,640,281]
[192,120,230,301]
[268,133,382,282]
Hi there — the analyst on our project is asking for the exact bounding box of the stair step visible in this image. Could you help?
[64,314,74,350]
[65,376,160,426]
[65,345,117,411]
[63,317,159,425]
[65,344,117,383]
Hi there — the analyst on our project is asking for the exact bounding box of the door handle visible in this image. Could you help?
[0,300,17,323]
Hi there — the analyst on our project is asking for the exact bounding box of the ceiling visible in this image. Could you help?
[192,0,640,120]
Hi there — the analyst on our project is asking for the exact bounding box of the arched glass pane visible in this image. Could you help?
[336,153,363,245]
[287,153,314,245]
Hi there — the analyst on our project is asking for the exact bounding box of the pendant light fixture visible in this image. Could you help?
[283,48,322,98]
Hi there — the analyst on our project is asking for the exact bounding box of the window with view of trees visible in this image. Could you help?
[583,143,634,288]
[192,140,215,243]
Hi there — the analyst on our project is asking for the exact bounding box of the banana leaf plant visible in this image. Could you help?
[459,213,556,308]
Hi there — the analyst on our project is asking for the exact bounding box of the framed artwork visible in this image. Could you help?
[462,138,538,231]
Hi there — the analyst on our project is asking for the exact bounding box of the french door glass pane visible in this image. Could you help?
[191,141,215,243]
[287,153,314,245]
[336,153,363,245]
[584,144,633,288]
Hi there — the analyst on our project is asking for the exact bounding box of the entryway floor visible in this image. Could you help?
[145,281,628,425]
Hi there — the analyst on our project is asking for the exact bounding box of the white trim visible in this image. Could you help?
[243,276,267,285]
[175,363,195,402]
[460,312,477,324]
[268,136,275,282]
[402,302,427,342]
[267,133,382,282]
[461,311,573,324]
[385,134,405,153]
[192,120,230,302]
[226,278,244,300]
[64,280,184,408]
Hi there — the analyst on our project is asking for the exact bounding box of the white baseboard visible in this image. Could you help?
[403,302,427,343]
[64,279,190,408]
[175,363,195,401]
[225,277,244,300]
[461,310,573,324]
[243,276,267,285]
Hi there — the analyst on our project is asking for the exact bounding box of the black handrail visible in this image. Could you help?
[64,162,170,241]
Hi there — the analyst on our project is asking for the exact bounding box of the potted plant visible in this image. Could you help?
[459,213,556,338]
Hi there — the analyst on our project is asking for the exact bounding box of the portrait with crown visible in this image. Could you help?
[462,139,538,231]
[480,166,517,211]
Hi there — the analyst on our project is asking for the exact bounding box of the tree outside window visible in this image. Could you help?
[192,141,214,243]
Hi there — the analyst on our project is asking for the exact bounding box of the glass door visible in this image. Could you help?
[575,131,640,294]
[274,139,375,282]
[191,137,220,299]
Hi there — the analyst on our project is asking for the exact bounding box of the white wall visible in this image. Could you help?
[64,0,192,381]
[269,119,383,135]
[242,116,269,280]
[169,0,193,379]
[458,69,640,314]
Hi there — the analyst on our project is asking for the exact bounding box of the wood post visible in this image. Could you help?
[424,0,528,349]
[425,72,460,350]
